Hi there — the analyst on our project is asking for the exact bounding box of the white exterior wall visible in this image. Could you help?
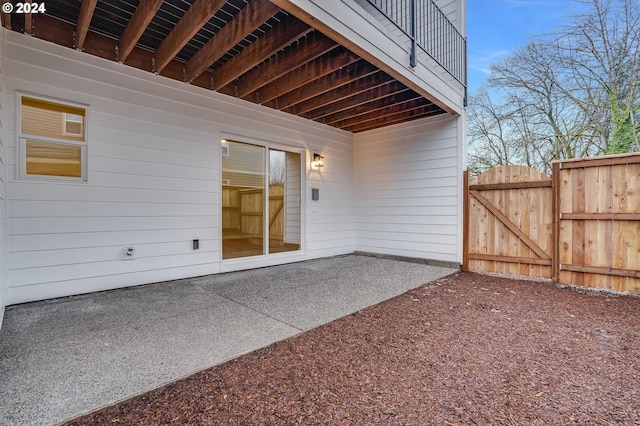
[354,113,464,263]
[0,0,467,308]
[433,0,463,33]
[3,31,355,305]
[0,29,8,326]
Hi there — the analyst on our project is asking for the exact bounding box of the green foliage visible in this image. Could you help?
[606,93,640,154]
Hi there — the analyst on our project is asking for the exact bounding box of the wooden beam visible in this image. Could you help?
[291,72,392,115]
[470,189,551,260]
[468,253,552,266]
[560,213,640,221]
[463,170,470,271]
[1,9,10,30]
[560,264,640,279]
[345,105,444,132]
[213,14,312,90]
[32,14,75,48]
[321,88,418,124]
[155,0,226,74]
[309,81,408,121]
[552,161,561,283]
[186,0,280,83]
[254,48,360,104]
[32,14,217,91]
[270,0,457,115]
[332,98,432,128]
[24,0,32,34]
[237,32,337,99]
[119,0,164,62]
[236,31,336,98]
[274,61,379,111]
[76,0,98,50]
[556,153,640,169]
[469,181,552,191]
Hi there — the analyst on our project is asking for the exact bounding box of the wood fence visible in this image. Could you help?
[222,184,285,240]
[463,153,640,294]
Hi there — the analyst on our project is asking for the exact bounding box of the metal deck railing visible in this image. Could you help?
[366,0,467,101]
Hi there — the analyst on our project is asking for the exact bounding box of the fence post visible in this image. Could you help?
[551,161,561,284]
[462,169,469,271]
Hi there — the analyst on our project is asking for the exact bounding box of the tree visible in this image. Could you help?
[467,0,640,175]
[553,0,640,153]
[467,86,517,176]
[269,150,286,185]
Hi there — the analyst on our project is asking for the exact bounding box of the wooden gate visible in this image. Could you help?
[463,165,553,279]
[464,154,640,293]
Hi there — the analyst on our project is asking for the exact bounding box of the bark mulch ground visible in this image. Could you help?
[66,272,640,425]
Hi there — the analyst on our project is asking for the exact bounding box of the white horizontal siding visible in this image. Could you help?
[355,114,462,263]
[9,227,218,252]
[9,241,215,269]
[8,183,215,204]
[10,251,218,286]
[4,31,356,304]
[8,200,215,218]
[8,264,218,305]
[8,215,214,234]
[433,0,459,28]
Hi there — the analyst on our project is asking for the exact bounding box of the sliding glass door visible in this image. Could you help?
[222,140,301,260]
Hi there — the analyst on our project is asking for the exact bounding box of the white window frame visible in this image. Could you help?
[220,133,306,269]
[62,112,84,137]
[17,92,89,182]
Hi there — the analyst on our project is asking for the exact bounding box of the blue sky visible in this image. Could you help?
[466,0,585,93]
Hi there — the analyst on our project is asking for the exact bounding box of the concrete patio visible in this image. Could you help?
[0,254,457,425]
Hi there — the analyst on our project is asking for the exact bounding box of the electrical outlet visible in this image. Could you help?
[122,247,135,260]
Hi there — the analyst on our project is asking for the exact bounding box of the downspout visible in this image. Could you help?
[410,0,416,68]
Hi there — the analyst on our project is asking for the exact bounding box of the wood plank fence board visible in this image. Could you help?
[559,153,640,169]
[465,165,553,279]
[465,154,640,293]
[470,190,549,260]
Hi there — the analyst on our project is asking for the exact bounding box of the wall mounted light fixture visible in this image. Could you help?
[311,153,324,169]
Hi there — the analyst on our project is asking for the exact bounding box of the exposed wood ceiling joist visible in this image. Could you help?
[155,0,226,73]
[24,0,32,34]
[322,89,421,125]
[305,80,405,119]
[269,0,456,116]
[253,47,360,104]
[235,31,337,99]
[212,13,312,90]
[273,62,380,112]
[347,100,444,130]
[118,0,164,62]
[75,0,97,50]
[7,0,448,133]
[186,0,279,83]
[1,10,11,29]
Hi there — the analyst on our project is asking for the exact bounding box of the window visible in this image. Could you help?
[18,94,88,180]
[63,113,84,136]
